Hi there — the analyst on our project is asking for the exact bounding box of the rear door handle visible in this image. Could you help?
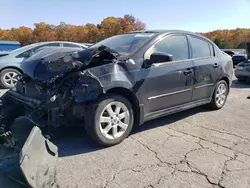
[213,63,218,68]
[183,68,193,75]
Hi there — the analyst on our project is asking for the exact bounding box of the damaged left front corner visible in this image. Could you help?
[73,70,105,103]
[0,90,27,147]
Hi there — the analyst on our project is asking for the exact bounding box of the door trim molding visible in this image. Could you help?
[148,88,192,100]
[144,98,211,122]
[194,83,214,89]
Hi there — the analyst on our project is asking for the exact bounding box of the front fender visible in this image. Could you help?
[73,70,105,103]
[0,62,22,71]
[103,80,133,91]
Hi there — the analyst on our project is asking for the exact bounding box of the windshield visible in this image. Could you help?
[90,33,156,56]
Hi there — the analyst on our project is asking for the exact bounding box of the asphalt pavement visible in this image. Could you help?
[1,77,250,188]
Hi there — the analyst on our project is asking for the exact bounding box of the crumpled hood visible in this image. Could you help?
[20,46,119,83]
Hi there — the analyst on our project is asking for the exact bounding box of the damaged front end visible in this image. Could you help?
[0,45,122,187]
[0,45,119,147]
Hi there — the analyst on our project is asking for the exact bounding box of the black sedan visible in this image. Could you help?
[0,30,233,146]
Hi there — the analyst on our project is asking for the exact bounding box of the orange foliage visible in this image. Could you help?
[3,14,249,49]
[0,15,146,46]
[201,28,250,49]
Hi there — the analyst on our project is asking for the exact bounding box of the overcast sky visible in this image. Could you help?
[1,0,250,32]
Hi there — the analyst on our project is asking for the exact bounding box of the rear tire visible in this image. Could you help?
[0,68,21,89]
[85,94,134,147]
[207,80,228,110]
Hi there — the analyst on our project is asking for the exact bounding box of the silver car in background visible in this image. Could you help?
[235,61,250,82]
[0,41,88,89]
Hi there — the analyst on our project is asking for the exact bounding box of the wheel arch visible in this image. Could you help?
[0,66,23,74]
[210,76,230,99]
[106,87,142,126]
[219,76,230,93]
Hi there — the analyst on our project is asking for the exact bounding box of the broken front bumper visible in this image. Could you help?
[0,89,67,129]
[0,92,59,187]
[20,126,58,188]
[0,90,51,148]
[0,90,44,129]
[5,89,42,109]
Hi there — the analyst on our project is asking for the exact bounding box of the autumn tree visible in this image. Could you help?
[84,24,101,43]
[2,18,250,49]
[0,14,147,45]
[122,14,146,31]
[9,27,33,46]
[33,22,57,42]
[66,25,78,42]
[201,28,250,49]
[99,17,123,38]
[76,25,88,42]
[0,29,9,40]
[213,38,230,49]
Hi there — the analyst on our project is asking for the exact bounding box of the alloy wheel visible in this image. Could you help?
[99,102,130,140]
[215,83,227,107]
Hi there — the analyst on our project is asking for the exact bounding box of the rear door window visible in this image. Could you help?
[189,36,213,58]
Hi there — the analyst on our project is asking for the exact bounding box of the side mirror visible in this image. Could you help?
[149,52,173,64]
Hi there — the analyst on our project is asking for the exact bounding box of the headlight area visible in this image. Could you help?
[32,90,77,127]
[73,81,104,104]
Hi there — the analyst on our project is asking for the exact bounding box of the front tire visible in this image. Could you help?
[85,95,134,146]
[207,80,228,110]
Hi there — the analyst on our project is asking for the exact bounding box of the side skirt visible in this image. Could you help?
[144,98,211,122]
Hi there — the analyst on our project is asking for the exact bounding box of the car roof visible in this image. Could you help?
[127,29,210,41]
[128,29,198,35]
[5,41,87,56]
[33,41,87,46]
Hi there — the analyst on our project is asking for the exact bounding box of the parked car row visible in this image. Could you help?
[0,41,89,88]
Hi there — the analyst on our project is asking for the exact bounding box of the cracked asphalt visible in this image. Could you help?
[1,77,250,188]
[55,78,250,188]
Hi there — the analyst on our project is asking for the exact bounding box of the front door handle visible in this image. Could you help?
[213,63,218,68]
[184,68,193,75]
